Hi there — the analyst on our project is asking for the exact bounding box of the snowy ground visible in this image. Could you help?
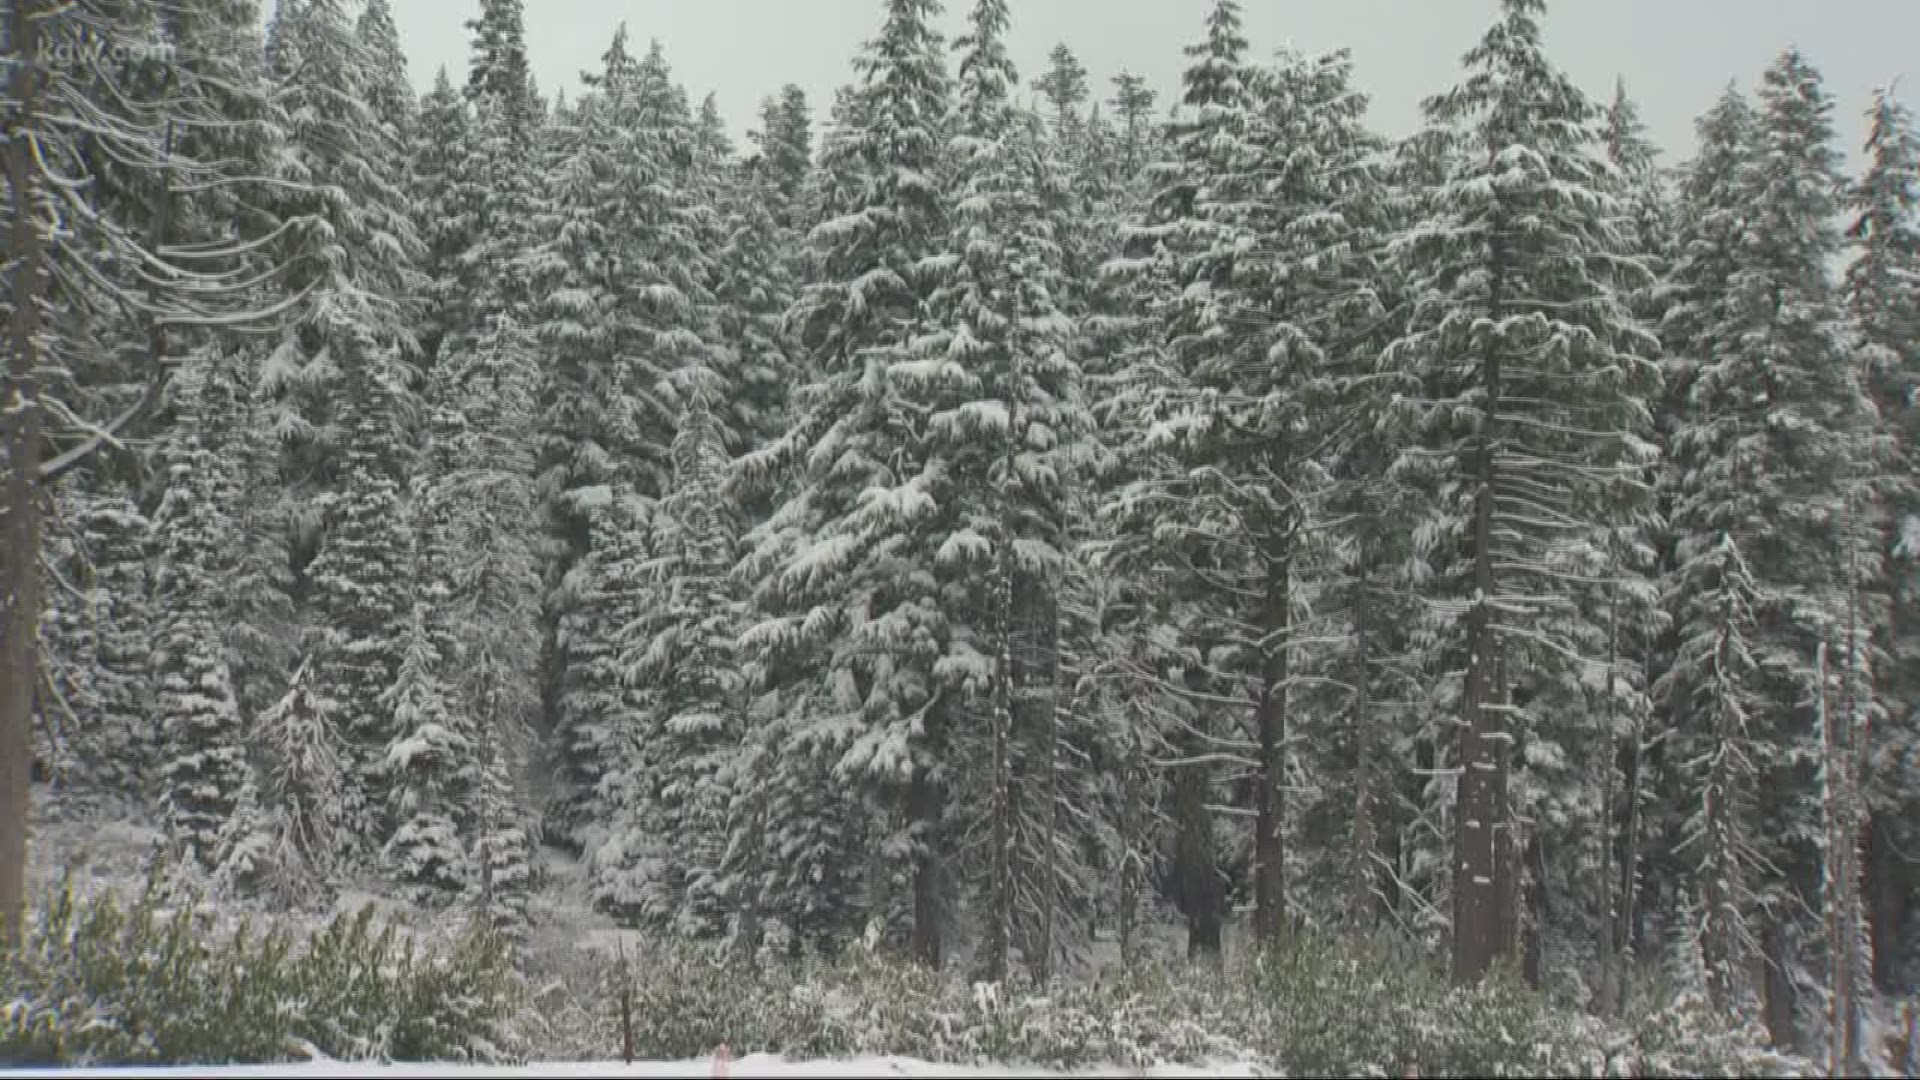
[0,1055,1263,1078]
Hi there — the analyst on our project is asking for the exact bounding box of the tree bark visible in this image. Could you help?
[1172,730,1223,964]
[983,562,1014,982]
[1867,817,1907,992]
[1451,226,1510,986]
[1615,650,1648,1011]
[0,0,48,947]
[1350,567,1378,923]
[1760,917,1799,1051]
[1252,550,1290,941]
[909,697,945,969]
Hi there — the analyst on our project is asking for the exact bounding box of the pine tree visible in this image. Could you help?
[75,486,155,791]
[1846,87,1920,995]
[537,29,715,849]
[1660,52,1882,1037]
[356,0,416,147]
[748,85,815,226]
[1384,0,1661,984]
[741,0,954,964]
[909,0,1103,982]
[264,0,431,855]
[1099,0,1260,961]
[0,0,294,934]
[464,0,535,135]
[153,358,253,869]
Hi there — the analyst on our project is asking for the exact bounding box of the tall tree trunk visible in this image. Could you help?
[984,561,1015,982]
[909,701,945,969]
[0,0,48,946]
[1616,647,1648,1010]
[1866,818,1907,992]
[1172,728,1223,963]
[1760,917,1799,1051]
[1252,549,1290,941]
[1118,729,1145,969]
[1350,567,1378,923]
[1826,547,1871,1078]
[1452,246,1510,986]
[1595,602,1623,1014]
[1033,599,1060,985]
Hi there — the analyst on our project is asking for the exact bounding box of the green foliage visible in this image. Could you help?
[1,874,522,1066]
[526,929,1801,1076]
[1240,933,1809,1079]
[1613,986,1812,1079]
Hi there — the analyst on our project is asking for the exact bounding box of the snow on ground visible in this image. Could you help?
[0,1054,1263,1078]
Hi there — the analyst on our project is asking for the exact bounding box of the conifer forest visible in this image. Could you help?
[3,0,1919,1071]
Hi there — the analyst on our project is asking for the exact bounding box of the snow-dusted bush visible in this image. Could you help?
[526,936,1263,1069]
[520,928,1800,1075]
[1243,932,1810,1079]
[1,873,521,1065]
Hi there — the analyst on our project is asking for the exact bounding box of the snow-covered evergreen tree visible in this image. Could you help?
[75,487,155,790]
[381,576,472,901]
[1660,52,1882,1037]
[263,0,430,854]
[595,371,746,936]
[1383,0,1661,984]
[1098,0,1264,961]
[356,0,415,148]
[908,0,1105,981]
[219,656,350,908]
[739,0,955,964]
[536,28,715,850]
[1846,86,1920,994]
[153,359,253,869]
[748,84,815,227]
[464,0,536,135]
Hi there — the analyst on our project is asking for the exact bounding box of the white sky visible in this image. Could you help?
[377,0,1916,168]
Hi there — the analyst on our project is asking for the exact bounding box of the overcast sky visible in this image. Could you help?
[383,0,1918,169]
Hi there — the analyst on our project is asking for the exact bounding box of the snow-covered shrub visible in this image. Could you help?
[0,873,521,1065]
[1611,987,1812,1078]
[1242,931,1806,1079]
[522,928,1795,1075]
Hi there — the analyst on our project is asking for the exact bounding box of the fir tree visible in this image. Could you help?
[1100,0,1259,962]
[536,29,715,848]
[1846,86,1920,994]
[264,0,431,853]
[1035,44,1089,145]
[153,358,253,869]
[413,69,474,366]
[464,0,535,134]
[914,0,1105,981]
[381,574,472,901]
[1383,0,1662,983]
[749,84,815,225]
[1661,52,1882,1040]
[742,0,955,964]
[76,487,155,791]
[356,0,416,146]
[600,372,746,936]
